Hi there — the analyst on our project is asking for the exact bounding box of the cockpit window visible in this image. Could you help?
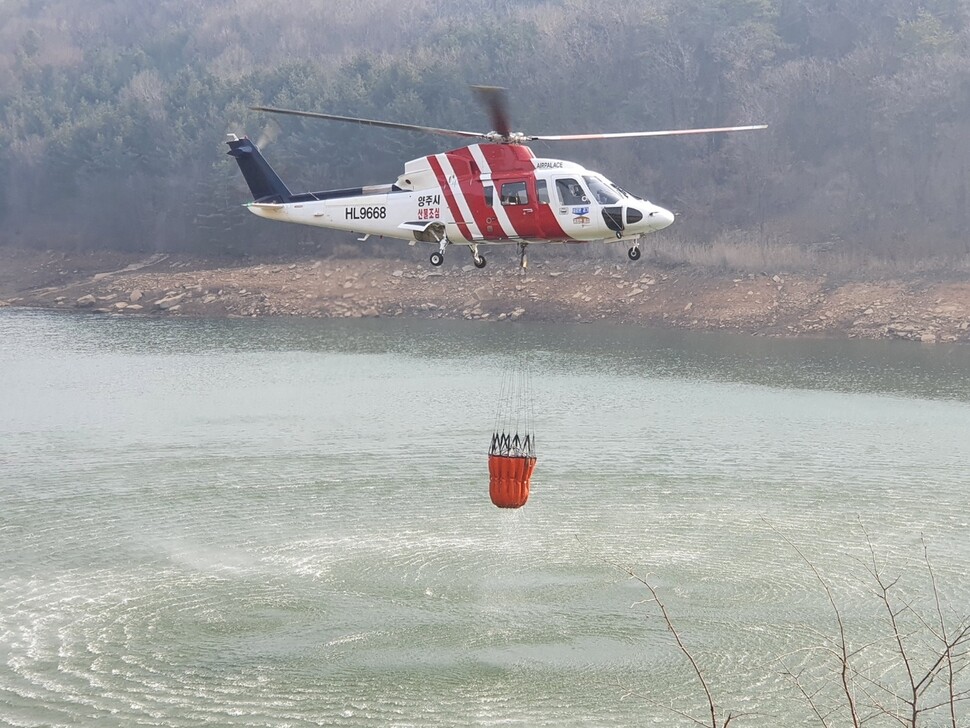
[610,180,644,201]
[584,175,620,205]
[556,178,588,205]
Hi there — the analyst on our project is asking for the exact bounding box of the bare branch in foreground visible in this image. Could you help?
[602,555,745,728]
[765,520,861,728]
[771,520,970,728]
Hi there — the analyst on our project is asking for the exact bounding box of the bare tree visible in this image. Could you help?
[770,522,970,727]
[606,524,970,727]
[605,556,746,727]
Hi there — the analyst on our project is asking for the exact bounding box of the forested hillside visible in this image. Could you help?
[2,0,969,268]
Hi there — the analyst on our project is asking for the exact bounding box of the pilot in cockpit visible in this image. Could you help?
[556,178,588,205]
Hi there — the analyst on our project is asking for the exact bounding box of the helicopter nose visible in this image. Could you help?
[649,206,675,230]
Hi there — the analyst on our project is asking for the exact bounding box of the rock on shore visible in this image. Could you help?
[3,248,970,344]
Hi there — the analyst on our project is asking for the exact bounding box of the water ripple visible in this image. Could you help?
[3,310,970,726]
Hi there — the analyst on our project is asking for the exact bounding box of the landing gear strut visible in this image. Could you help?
[518,241,528,270]
[430,232,450,267]
[470,243,487,269]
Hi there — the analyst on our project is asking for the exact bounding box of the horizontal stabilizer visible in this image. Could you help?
[398,221,438,232]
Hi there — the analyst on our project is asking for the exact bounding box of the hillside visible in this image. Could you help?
[2,0,970,271]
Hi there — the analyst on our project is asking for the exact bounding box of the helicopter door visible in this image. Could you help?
[552,177,595,235]
[498,179,555,239]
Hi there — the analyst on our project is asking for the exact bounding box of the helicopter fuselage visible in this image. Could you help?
[237,141,673,255]
[231,88,764,267]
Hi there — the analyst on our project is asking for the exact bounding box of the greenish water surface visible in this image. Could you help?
[2,309,970,726]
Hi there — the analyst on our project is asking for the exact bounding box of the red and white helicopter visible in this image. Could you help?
[227,86,765,268]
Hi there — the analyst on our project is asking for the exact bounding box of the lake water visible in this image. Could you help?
[2,308,970,727]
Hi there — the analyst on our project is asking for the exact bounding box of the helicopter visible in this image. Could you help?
[227,86,765,268]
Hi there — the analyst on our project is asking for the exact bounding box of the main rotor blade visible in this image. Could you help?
[251,106,488,140]
[471,85,512,138]
[530,124,768,141]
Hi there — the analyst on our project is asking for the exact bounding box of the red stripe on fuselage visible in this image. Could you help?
[434,143,571,242]
[476,144,569,240]
[478,144,536,175]
[426,154,474,241]
[449,146,512,239]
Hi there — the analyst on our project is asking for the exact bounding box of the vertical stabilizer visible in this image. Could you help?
[226,135,293,203]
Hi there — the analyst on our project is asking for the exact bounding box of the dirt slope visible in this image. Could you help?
[2,248,969,344]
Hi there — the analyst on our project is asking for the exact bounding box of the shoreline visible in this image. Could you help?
[2,247,970,343]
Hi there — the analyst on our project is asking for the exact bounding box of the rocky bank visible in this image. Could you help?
[2,247,970,344]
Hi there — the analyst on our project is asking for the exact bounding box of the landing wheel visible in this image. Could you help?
[474,255,487,269]
[628,246,641,261]
[430,252,444,267]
